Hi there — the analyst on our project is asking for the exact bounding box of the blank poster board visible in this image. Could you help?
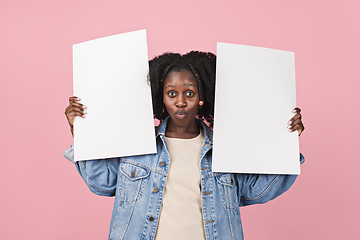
[73,29,156,162]
[212,43,300,174]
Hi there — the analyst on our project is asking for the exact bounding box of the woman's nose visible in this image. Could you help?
[175,96,187,107]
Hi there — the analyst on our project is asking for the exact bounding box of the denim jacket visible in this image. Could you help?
[63,117,304,240]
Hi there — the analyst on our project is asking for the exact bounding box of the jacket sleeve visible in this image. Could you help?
[63,145,120,197]
[238,153,305,206]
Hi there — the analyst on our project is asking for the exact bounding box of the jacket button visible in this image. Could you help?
[160,162,165,166]
[153,187,159,193]
[131,170,136,178]
[149,217,154,221]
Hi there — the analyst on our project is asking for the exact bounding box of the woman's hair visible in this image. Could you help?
[147,51,216,127]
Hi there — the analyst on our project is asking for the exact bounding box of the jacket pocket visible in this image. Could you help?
[216,173,239,209]
[118,162,150,202]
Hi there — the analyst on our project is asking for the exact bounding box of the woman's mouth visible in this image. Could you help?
[174,111,188,120]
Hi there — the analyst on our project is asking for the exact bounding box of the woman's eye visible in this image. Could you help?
[168,91,176,97]
[186,91,194,97]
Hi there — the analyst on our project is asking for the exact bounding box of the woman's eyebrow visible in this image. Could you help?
[164,84,176,89]
[164,83,197,89]
[184,83,197,87]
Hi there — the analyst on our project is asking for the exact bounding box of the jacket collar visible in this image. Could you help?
[155,116,213,146]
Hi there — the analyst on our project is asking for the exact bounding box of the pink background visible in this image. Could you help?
[1,0,359,239]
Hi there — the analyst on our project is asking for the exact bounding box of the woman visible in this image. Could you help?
[64,51,305,240]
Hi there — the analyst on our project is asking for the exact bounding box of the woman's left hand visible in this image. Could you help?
[288,107,305,136]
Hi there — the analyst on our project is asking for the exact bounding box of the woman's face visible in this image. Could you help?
[163,69,199,128]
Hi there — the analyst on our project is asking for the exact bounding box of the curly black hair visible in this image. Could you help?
[147,51,216,127]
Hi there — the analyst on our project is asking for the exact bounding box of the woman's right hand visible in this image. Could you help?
[65,96,86,136]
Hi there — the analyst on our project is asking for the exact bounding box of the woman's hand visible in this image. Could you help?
[287,107,305,136]
[65,96,86,136]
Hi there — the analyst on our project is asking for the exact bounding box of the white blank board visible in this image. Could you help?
[73,29,156,162]
[212,43,300,174]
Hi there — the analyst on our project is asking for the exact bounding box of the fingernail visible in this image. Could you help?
[287,125,291,129]
[82,105,86,109]
[82,115,86,118]
[289,129,292,132]
[288,121,292,124]
[76,97,81,100]
[83,111,87,114]
[292,109,296,113]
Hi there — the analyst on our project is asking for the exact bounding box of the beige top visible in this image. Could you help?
[155,131,205,240]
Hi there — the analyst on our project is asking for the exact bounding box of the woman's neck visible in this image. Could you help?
[165,118,200,139]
